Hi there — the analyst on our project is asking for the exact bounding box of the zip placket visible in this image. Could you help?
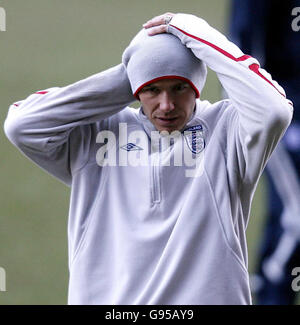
[150,135,161,205]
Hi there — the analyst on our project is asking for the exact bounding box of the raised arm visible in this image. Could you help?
[4,63,134,185]
[144,13,293,184]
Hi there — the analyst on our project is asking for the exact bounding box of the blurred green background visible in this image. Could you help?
[0,0,268,304]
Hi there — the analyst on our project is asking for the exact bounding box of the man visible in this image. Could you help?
[4,13,293,304]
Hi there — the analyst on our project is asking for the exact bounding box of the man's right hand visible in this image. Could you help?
[143,12,175,36]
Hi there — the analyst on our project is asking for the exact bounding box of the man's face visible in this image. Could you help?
[138,79,197,132]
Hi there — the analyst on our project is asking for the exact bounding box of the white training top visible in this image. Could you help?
[4,14,293,304]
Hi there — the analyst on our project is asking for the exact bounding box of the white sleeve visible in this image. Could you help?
[168,14,293,184]
[4,64,135,185]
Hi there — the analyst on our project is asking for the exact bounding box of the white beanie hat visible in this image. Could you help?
[122,29,207,98]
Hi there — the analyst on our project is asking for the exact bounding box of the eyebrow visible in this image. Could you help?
[144,81,189,89]
[142,85,156,89]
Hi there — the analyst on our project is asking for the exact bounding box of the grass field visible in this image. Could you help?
[0,0,271,304]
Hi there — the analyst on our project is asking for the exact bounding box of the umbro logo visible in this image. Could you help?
[120,143,143,151]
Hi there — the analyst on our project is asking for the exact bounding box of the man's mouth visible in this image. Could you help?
[155,116,179,125]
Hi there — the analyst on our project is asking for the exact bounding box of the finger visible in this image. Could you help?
[146,25,168,36]
[143,14,165,29]
[143,12,174,29]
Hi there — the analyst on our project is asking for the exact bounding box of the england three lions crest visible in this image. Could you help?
[183,125,205,154]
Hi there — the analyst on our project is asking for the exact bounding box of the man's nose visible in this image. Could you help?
[159,92,175,113]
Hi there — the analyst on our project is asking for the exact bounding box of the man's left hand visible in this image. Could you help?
[143,13,175,36]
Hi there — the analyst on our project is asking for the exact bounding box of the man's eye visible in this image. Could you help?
[143,87,159,94]
[174,84,188,92]
[149,87,159,93]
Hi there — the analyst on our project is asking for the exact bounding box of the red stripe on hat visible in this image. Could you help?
[134,75,200,99]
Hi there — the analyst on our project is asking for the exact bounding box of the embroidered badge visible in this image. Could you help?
[183,125,205,154]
